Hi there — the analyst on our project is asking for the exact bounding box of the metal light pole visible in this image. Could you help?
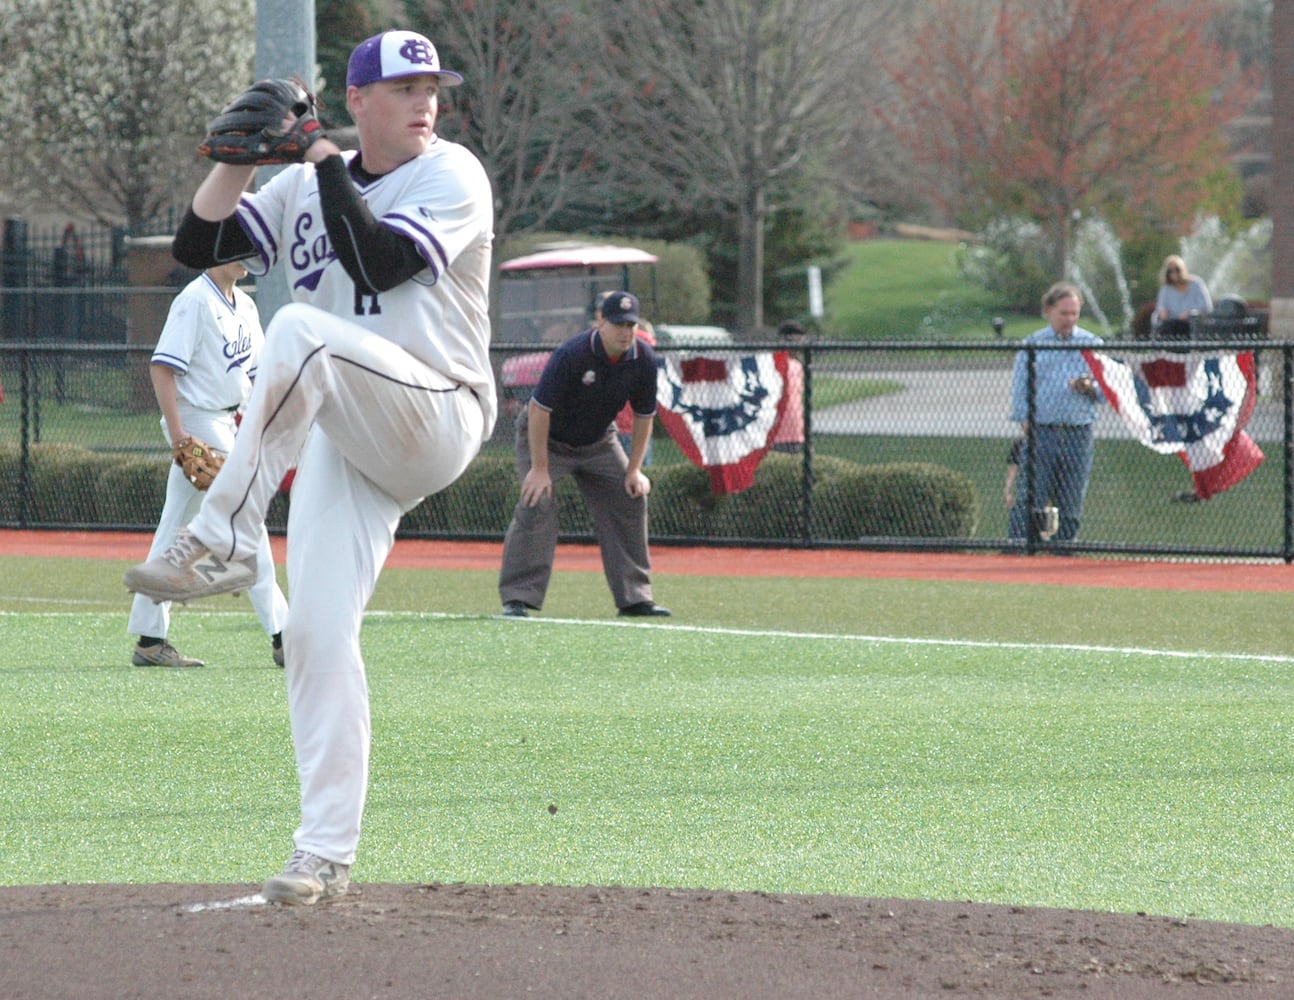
[1271,2,1293,340]
[253,0,316,324]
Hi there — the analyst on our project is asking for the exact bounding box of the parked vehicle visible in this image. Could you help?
[497,243,657,344]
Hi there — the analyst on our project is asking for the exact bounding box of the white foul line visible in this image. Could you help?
[181,893,267,912]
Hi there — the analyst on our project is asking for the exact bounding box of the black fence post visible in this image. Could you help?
[18,347,32,527]
[2,217,30,342]
[800,342,814,545]
[1024,346,1038,552]
[1284,344,1293,563]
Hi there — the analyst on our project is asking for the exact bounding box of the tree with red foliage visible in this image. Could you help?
[880,0,1259,273]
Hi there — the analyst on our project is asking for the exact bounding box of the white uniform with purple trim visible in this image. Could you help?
[149,271,261,411]
[187,138,495,866]
[128,272,287,644]
[234,145,495,421]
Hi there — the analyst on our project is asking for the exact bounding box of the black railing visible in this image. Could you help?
[0,215,182,344]
[4,336,1292,562]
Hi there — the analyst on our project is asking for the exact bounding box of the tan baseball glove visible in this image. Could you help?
[172,436,226,491]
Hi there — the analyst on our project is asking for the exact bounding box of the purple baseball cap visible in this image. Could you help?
[346,30,463,89]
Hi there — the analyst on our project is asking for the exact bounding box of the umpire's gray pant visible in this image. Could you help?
[498,409,653,612]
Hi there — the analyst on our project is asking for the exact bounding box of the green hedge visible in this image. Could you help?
[398,451,977,542]
[400,455,521,534]
[1,443,978,542]
[814,460,979,539]
[0,443,290,531]
[0,443,111,525]
[94,456,168,526]
[648,451,979,541]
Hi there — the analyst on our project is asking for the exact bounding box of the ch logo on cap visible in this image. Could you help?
[399,38,438,68]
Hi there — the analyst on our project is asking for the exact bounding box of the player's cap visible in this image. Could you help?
[347,30,463,89]
[600,292,640,325]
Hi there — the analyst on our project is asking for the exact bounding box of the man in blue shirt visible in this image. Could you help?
[1008,282,1104,543]
[499,291,671,618]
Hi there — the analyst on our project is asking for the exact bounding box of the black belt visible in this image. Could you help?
[224,405,240,412]
[1038,423,1087,429]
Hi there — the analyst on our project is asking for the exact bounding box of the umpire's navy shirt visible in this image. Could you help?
[532,329,658,447]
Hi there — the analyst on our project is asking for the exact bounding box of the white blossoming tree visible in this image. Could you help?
[0,0,256,231]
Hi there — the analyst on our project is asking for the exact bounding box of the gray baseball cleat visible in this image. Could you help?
[132,642,204,668]
[262,849,350,905]
[123,528,256,604]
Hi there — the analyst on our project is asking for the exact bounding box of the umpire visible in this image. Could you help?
[499,291,670,618]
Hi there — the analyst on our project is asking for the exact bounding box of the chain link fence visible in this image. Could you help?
[3,323,1290,559]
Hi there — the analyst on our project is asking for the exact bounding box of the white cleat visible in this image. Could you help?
[123,527,256,604]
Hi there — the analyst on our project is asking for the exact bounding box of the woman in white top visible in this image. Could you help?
[1153,255,1212,335]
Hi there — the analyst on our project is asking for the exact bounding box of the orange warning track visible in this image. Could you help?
[3,529,1292,592]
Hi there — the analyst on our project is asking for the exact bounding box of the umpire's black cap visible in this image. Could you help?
[600,292,640,325]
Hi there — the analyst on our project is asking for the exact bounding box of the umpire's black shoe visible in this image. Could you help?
[501,600,530,618]
[618,601,672,618]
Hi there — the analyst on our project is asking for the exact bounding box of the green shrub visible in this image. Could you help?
[3,443,976,542]
[402,453,610,538]
[94,455,289,531]
[648,459,727,537]
[651,452,840,539]
[650,452,976,541]
[553,475,595,535]
[956,217,1055,315]
[403,454,519,534]
[634,238,710,325]
[95,457,168,527]
[0,444,27,522]
[0,443,118,525]
[266,490,290,533]
[817,461,979,539]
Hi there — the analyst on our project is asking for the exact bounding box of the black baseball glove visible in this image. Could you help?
[197,78,324,166]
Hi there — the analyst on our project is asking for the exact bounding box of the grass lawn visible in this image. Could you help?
[824,238,1041,342]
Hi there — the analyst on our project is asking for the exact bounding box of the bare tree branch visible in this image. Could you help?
[585,0,904,332]
[408,0,603,244]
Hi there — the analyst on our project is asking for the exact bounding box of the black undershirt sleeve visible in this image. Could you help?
[315,155,427,293]
[172,208,256,270]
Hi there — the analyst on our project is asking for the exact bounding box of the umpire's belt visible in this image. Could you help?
[1038,423,1088,429]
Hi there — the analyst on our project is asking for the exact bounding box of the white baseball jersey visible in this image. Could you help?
[235,139,497,432]
[151,272,261,411]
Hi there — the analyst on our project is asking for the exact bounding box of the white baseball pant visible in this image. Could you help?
[188,303,487,865]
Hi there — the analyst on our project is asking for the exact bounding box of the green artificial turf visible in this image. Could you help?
[2,554,1294,929]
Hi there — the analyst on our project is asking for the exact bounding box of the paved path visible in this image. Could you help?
[814,365,1284,441]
